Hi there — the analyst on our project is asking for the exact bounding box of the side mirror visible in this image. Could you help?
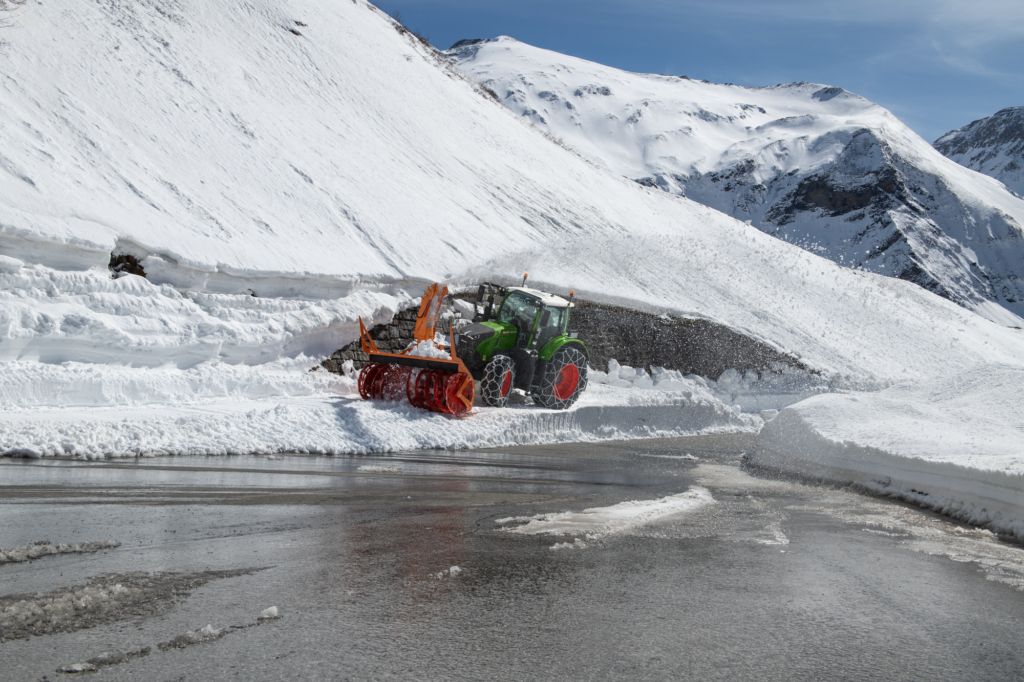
[539,310,551,327]
[476,285,486,304]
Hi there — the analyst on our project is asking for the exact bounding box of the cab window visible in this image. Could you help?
[497,292,539,328]
[535,306,566,348]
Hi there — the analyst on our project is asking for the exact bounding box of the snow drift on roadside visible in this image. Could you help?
[590,359,834,413]
[755,363,1024,540]
[0,378,758,459]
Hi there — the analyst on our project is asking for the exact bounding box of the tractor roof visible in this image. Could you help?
[508,286,573,308]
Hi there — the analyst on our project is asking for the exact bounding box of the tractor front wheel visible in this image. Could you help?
[533,346,587,409]
[480,355,516,407]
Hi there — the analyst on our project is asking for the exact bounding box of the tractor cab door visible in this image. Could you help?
[496,291,540,347]
[532,306,567,350]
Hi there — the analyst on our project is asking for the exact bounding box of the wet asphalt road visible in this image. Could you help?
[1,434,1023,681]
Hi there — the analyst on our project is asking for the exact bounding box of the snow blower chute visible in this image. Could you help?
[356,284,475,415]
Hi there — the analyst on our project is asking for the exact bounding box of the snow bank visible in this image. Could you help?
[755,364,1024,540]
[0,264,411,369]
[0,378,756,459]
[590,359,833,413]
[496,486,715,546]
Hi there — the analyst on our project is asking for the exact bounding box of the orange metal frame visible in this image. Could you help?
[356,283,474,414]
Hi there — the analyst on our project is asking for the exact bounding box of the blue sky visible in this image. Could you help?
[373,0,1023,143]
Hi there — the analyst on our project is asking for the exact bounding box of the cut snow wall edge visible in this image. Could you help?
[755,410,1024,541]
[0,397,758,458]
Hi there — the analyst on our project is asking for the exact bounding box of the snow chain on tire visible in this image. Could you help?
[533,345,587,410]
[480,354,516,407]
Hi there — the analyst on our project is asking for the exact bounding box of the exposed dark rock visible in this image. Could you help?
[109,253,146,278]
[568,299,805,378]
[321,306,449,374]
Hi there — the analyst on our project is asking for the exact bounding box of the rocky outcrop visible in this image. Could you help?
[934,106,1024,196]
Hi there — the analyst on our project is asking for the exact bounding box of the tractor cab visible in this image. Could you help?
[456,282,588,409]
[495,288,569,351]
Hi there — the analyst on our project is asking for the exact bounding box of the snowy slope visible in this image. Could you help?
[0,0,1020,392]
[934,106,1024,197]
[448,38,1024,325]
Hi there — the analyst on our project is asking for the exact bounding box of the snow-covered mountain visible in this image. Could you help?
[447,38,1024,326]
[934,106,1024,197]
[2,0,1024,394]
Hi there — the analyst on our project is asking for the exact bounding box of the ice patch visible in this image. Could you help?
[258,606,280,620]
[496,487,715,545]
[357,465,401,473]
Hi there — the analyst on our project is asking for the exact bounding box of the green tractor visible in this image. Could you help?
[455,279,589,409]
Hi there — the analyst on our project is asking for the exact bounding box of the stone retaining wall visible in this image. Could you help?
[321,295,805,380]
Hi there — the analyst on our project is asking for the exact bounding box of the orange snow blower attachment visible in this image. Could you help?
[356,283,475,416]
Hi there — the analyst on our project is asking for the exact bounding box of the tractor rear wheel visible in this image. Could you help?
[533,345,587,409]
[480,355,516,407]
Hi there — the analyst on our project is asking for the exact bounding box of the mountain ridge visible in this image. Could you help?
[934,106,1024,197]
[448,37,1024,325]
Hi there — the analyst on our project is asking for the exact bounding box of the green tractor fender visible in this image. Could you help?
[539,335,589,363]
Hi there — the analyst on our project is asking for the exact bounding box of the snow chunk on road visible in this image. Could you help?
[755,363,1024,540]
[357,465,401,474]
[496,487,715,543]
[433,566,462,579]
[0,539,119,565]
[158,624,224,651]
